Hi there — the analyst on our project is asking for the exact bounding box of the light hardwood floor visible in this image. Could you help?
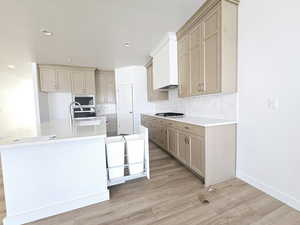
[1,142,300,225]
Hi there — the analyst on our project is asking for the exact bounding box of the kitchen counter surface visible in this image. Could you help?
[0,117,107,149]
[142,113,237,127]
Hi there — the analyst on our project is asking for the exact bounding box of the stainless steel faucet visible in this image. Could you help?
[69,101,83,121]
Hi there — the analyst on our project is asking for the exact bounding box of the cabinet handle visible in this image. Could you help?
[185,126,190,130]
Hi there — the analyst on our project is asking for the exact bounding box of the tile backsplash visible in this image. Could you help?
[96,104,116,115]
[154,89,238,120]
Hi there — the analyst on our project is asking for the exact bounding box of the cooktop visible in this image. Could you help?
[155,112,185,118]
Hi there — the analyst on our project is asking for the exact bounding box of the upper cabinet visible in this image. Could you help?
[72,70,96,95]
[39,65,96,94]
[177,34,190,97]
[39,68,57,92]
[95,70,116,104]
[146,60,168,102]
[150,33,178,90]
[177,0,239,97]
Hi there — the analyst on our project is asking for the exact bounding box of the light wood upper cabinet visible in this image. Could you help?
[146,61,168,101]
[39,65,96,94]
[39,68,57,92]
[71,71,86,95]
[190,24,204,95]
[95,70,116,104]
[177,0,239,97]
[177,35,190,97]
[56,70,71,92]
[203,7,220,94]
[85,71,96,94]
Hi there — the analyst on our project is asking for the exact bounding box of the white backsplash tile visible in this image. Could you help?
[155,89,237,120]
[96,104,116,115]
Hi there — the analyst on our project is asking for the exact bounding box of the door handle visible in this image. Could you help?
[129,112,133,114]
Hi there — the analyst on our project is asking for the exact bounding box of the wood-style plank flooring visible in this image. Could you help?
[1,142,300,225]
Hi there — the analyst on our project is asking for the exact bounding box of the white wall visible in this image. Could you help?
[115,66,155,133]
[155,89,238,120]
[238,0,300,210]
[0,71,37,137]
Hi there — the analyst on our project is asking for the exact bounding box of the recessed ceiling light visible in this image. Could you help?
[124,42,131,47]
[40,29,53,36]
[8,65,15,69]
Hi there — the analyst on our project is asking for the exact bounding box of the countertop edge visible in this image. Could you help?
[142,113,237,127]
[0,134,107,151]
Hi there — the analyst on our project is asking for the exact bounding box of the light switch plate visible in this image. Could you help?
[267,98,279,111]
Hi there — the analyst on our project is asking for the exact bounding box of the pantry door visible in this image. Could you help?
[116,84,134,135]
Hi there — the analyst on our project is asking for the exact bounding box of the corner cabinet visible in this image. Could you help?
[146,60,168,102]
[141,114,236,187]
[177,0,239,97]
[38,64,96,94]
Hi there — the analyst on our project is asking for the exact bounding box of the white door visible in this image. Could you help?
[117,84,134,135]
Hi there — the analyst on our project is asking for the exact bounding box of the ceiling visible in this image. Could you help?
[0,0,204,76]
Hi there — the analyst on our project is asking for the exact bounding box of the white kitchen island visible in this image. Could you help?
[0,118,109,225]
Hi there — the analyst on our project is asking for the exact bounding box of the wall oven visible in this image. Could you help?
[72,95,96,119]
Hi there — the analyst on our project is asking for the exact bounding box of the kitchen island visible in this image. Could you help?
[0,117,109,225]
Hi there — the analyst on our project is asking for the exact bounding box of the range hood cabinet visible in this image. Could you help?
[150,33,178,90]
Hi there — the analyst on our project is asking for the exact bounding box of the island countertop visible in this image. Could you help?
[0,117,107,149]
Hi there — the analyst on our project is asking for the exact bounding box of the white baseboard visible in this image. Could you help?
[237,170,300,211]
[3,191,110,225]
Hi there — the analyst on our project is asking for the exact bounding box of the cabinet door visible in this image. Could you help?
[71,71,86,94]
[168,128,178,156]
[147,63,168,101]
[203,7,221,94]
[56,70,71,92]
[161,127,168,150]
[40,68,57,92]
[190,135,205,176]
[190,24,205,95]
[178,133,191,165]
[95,71,116,104]
[178,35,190,97]
[106,72,116,103]
[85,71,96,94]
[147,64,154,101]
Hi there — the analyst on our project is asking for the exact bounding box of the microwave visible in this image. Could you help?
[73,95,95,107]
[72,95,96,119]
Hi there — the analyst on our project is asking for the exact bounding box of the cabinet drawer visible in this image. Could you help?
[177,123,205,136]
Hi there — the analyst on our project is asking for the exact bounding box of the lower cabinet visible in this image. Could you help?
[190,135,205,177]
[141,114,236,187]
[178,132,190,165]
[167,128,178,156]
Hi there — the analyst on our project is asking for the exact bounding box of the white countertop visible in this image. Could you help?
[0,117,107,149]
[143,113,237,127]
